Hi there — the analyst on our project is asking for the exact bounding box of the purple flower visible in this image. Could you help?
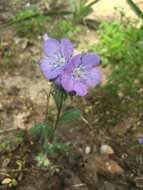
[39,36,101,96]
[138,137,143,145]
[61,53,100,96]
[40,37,73,80]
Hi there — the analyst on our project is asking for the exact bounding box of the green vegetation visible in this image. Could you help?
[1,1,143,189]
[88,20,143,95]
[48,20,80,40]
[10,0,99,39]
[11,5,48,38]
[69,0,100,24]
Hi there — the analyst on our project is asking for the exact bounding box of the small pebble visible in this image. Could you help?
[85,146,91,154]
[100,144,114,155]
[0,103,2,109]
[25,3,31,8]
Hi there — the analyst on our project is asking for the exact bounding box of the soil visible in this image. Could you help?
[0,0,143,190]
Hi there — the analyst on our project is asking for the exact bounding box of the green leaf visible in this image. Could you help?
[29,123,53,138]
[43,142,69,156]
[59,108,81,124]
[52,87,67,109]
[86,0,100,8]
[52,88,62,109]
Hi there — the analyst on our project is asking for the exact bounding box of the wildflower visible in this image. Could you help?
[138,137,143,145]
[61,53,100,96]
[53,76,62,88]
[40,37,73,81]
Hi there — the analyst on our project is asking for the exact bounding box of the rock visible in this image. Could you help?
[100,145,114,155]
[85,146,91,154]
[78,154,124,190]
[93,155,124,177]
[101,160,124,176]
[0,103,2,110]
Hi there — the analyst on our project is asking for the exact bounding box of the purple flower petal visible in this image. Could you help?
[48,67,63,79]
[82,67,100,87]
[82,53,100,68]
[43,38,60,56]
[62,72,87,96]
[60,38,73,61]
[62,72,74,92]
[138,137,143,145]
[40,36,100,96]
[61,53,100,96]
[74,82,87,96]
[40,58,62,80]
[64,54,81,72]
[54,76,62,87]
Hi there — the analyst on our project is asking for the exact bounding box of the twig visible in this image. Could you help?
[81,115,93,129]
[0,127,20,135]
[72,183,85,187]
[0,168,28,173]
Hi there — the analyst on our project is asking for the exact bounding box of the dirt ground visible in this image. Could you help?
[0,0,143,190]
[89,0,143,20]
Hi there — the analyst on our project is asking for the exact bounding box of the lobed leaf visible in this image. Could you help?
[59,108,81,124]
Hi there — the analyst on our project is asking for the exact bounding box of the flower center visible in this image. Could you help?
[73,67,82,77]
[59,57,65,65]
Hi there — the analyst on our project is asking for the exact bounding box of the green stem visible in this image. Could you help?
[126,0,143,20]
[53,91,64,131]
[45,87,52,124]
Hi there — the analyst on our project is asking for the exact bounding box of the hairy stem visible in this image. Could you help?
[53,91,64,131]
[45,87,52,124]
